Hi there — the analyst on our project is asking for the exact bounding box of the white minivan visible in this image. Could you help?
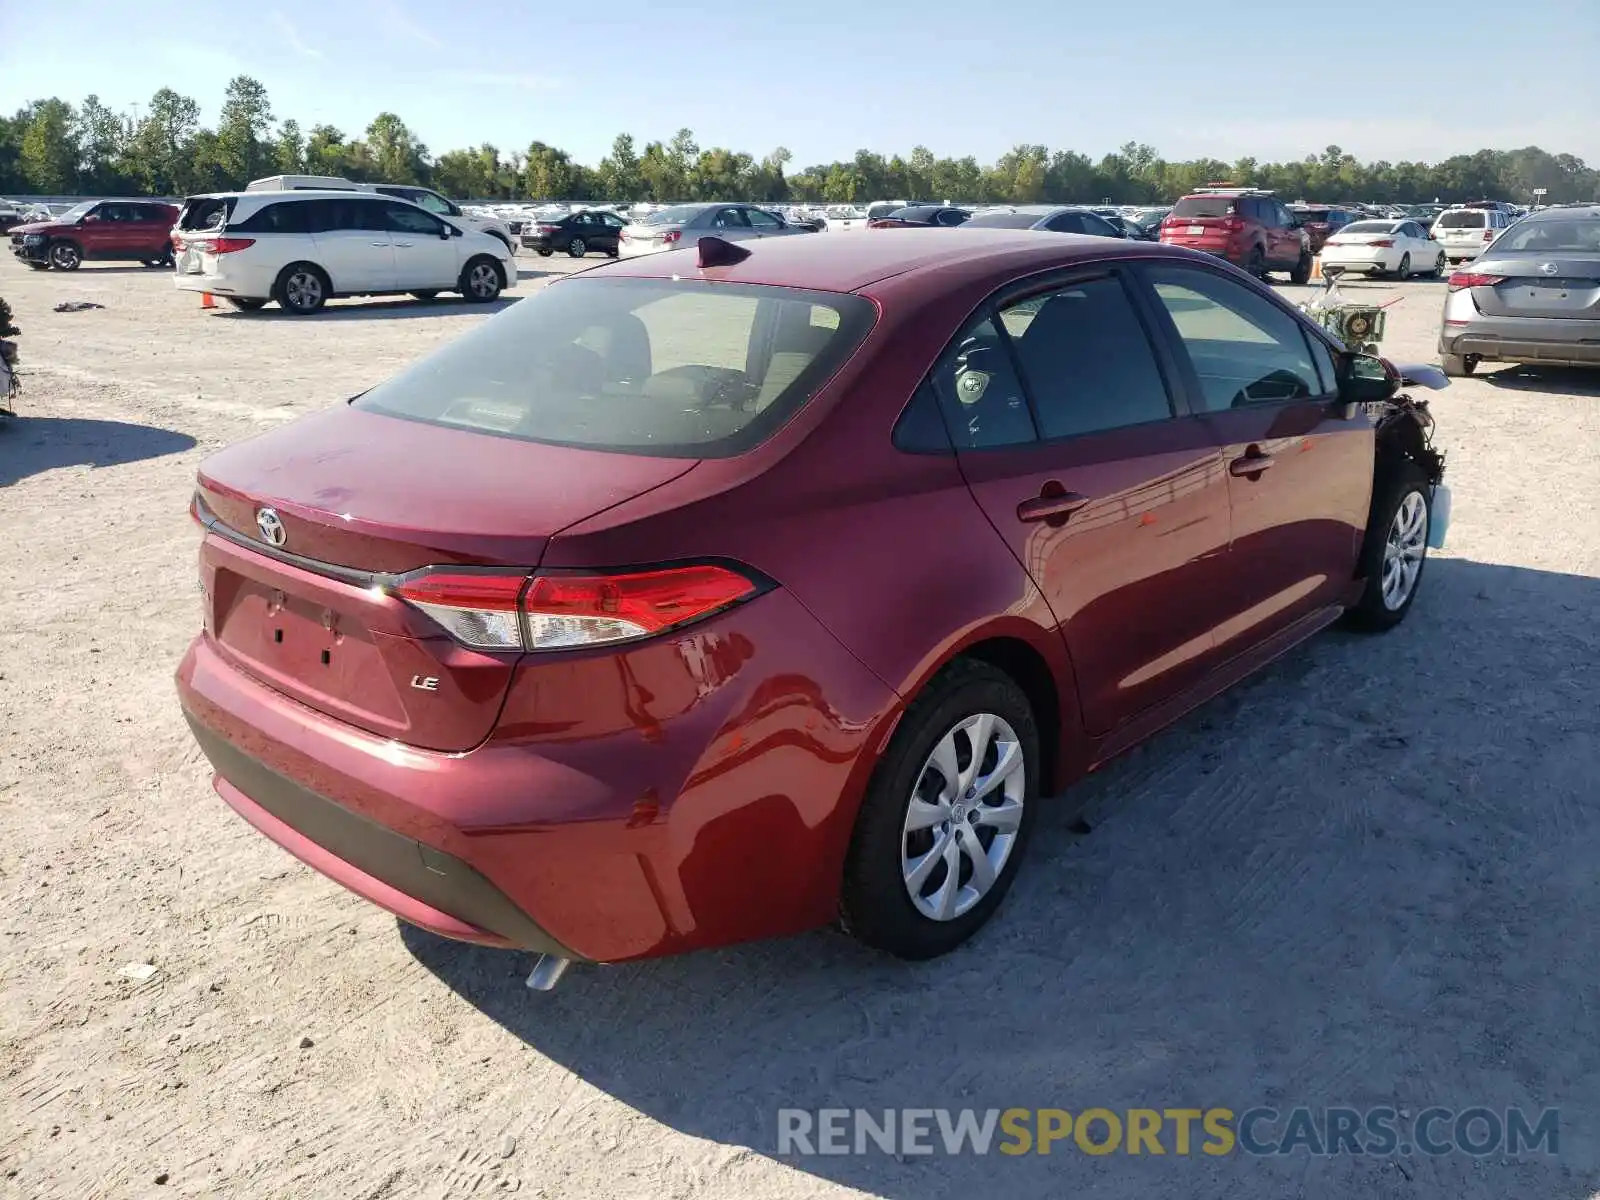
[245,175,515,254]
[173,190,516,314]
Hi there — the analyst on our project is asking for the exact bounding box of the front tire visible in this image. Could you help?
[49,241,82,270]
[458,256,503,303]
[566,237,587,258]
[1345,464,1431,632]
[1441,352,1477,377]
[841,660,1039,960]
[272,263,329,314]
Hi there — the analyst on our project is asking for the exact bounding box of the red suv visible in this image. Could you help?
[9,199,179,271]
[177,231,1446,983]
[1161,187,1312,283]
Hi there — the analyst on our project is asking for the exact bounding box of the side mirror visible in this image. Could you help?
[439,226,452,239]
[1337,352,1398,415]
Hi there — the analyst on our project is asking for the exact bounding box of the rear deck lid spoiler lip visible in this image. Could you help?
[195,494,392,590]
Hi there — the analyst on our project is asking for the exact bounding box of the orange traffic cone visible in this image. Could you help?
[200,292,216,310]
[1310,257,1323,283]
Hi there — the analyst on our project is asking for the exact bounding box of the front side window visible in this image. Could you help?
[354,278,874,458]
[712,208,751,230]
[1141,265,1323,410]
[746,209,782,229]
[999,278,1173,439]
[383,201,443,235]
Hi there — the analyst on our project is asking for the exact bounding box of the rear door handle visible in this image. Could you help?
[1229,452,1275,478]
[393,241,414,247]
[1017,490,1091,523]
[370,241,390,247]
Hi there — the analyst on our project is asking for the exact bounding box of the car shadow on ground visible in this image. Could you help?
[1480,364,1600,395]
[218,296,522,322]
[402,556,1600,1199]
[0,415,197,486]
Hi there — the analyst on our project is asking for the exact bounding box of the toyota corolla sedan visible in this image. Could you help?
[178,229,1446,985]
[1438,205,1600,376]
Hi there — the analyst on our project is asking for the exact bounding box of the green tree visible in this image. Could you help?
[20,99,79,192]
[597,133,641,199]
[123,88,200,194]
[524,141,574,199]
[365,112,427,183]
[274,119,305,174]
[214,76,275,184]
[75,95,129,192]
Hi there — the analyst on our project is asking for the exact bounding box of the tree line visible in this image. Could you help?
[4,77,1598,208]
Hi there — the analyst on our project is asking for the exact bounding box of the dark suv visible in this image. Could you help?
[9,199,179,271]
[1161,188,1312,283]
[1288,205,1359,254]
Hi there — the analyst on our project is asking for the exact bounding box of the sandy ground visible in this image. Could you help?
[2,254,1600,1200]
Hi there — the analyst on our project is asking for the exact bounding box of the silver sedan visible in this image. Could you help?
[617,203,813,257]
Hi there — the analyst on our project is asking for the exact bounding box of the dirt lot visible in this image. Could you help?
[3,254,1600,1200]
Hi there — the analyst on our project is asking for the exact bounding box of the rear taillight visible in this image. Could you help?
[1483,229,1495,241]
[190,237,255,255]
[171,232,187,251]
[1222,217,1244,232]
[661,230,681,246]
[1371,239,1395,248]
[537,224,557,233]
[1447,271,1505,292]
[394,563,763,652]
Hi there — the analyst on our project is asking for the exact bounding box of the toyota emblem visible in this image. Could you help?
[1539,262,1559,275]
[256,507,287,547]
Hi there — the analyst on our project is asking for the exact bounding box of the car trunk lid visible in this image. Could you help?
[1467,256,1600,318]
[195,405,697,751]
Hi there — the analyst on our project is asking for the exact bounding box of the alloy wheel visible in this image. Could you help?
[900,713,1025,922]
[468,262,500,298]
[285,271,322,311]
[50,243,80,269]
[1382,491,1428,610]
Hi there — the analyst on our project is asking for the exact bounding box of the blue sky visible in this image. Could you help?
[3,0,1597,167]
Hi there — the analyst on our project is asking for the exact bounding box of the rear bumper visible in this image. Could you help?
[1440,315,1600,365]
[176,586,899,963]
[519,235,552,251]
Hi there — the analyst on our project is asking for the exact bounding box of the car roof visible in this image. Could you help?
[580,226,1178,293]
[1524,205,1599,221]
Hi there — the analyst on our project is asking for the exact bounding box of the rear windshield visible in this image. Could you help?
[1437,211,1486,229]
[1341,221,1397,234]
[354,278,875,458]
[1492,218,1600,254]
[178,197,235,232]
[1172,196,1237,218]
[638,205,704,226]
[1294,209,1331,222]
[963,212,1041,229]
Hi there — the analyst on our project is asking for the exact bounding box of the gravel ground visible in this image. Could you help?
[2,256,1600,1200]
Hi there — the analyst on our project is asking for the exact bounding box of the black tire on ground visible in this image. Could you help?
[1441,352,1477,377]
[607,247,619,258]
[537,248,553,258]
[271,262,330,314]
[49,241,82,270]
[1344,461,1431,633]
[1289,251,1312,285]
[1245,246,1265,278]
[409,290,440,302]
[225,298,267,311]
[458,255,504,303]
[1429,252,1446,277]
[840,659,1041,960]
[1395,253,1411,279]
[566,237,587,258]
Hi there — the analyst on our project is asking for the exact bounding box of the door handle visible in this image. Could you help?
[394,241,414,247]
[1229,451,1275,477]
[1017,489,1091,524]
[370,241,390,247]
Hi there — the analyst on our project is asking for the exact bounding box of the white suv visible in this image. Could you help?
[245,175,515,254]
[1432,206,1514,263]
[172,190,517,314]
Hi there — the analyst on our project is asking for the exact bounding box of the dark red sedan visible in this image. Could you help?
[178,229,1445,984]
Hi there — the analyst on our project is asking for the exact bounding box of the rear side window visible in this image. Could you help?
[999,278,1173,438]
[354,278,875,458]
[1172,196,1237,218]
[1437,211,1486,229]
[233,201,310,234]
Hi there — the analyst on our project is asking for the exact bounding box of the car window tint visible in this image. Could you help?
[412,191,451,215]
[927,313,1036,449]
[1081,214,1121,237]
[1000,278,1172,439]
[234,201,309,234]
[1144,265,1323,410]
[383,201,442,235]
[892,381,954,453]
[1306,334,1338,394]
[746,209,782,228]
[1045,212,1083,233]
[712,208,751,229]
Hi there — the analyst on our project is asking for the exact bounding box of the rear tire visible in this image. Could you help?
[537,248,553,258]
[225,297,267,311]
[840,659,1040,960]
[1289,250,1312,285]
[1429,252,1446,277]
[1395,252,1411,279]
[1245,246,1266,279]
[272,263,329,314]
[1344,463,1431,632]
[458,255,503,303]
[1441,352,1477,377]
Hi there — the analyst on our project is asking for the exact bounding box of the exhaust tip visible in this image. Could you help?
[525,954,572,991]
